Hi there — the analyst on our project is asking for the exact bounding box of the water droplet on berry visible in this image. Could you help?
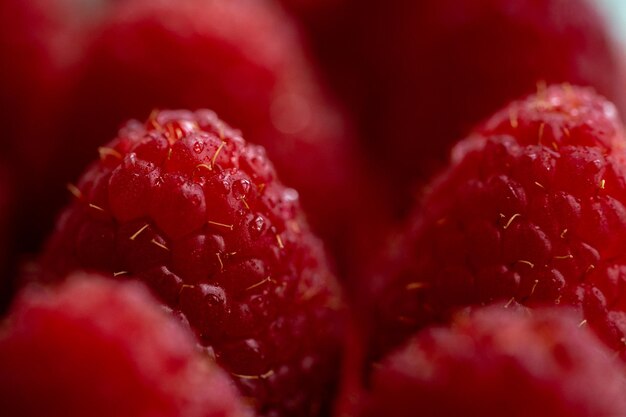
[233,179,251,199]
[127,152,138,165]
[193,141,204,154]
[249,215,266,238]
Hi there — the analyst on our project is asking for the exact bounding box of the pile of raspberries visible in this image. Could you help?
[3,1,626,417]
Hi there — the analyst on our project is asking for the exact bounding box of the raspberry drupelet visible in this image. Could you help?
[0,274,251,417]
[365,85,626,359]
[38,109,345,417]
[359,306,626,417]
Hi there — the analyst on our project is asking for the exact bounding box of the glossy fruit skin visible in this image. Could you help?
[365,86,626,360]
[59,0,363,258]
[0,274,251,417]
[360,306,626,417]
[39,109,345,417]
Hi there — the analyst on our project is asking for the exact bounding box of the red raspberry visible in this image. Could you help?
[56,0,363,256]
[0,273,251,417]
[359,306,626,417]
[0,0,79,149]
[0,0,99,254]
[39,109,345,417]
[478,84,625,152]
[303,0,624,215]
[365,85,626,359]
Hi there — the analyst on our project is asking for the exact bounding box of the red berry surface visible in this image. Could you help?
[58,0,363,256]
[303,0,624,215]
[360,306,626,417]
[39,109,345,417]
[0,0,80,150]
[365,85,626,359]
[0,0,99,253]
[0,273,250,417]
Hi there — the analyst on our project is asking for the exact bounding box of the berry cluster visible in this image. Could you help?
[3,1,626,417]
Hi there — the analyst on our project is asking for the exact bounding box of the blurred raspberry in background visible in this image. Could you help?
[285,0,626,216]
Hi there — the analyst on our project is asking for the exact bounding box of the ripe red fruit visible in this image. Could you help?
[304,0,624,214]
[0,0,81,149]
[58,0,362,254]
[359,306,626,417]
[365,85,626,359]
[39,109,345,417]
[0,274,251,417]
[0,0,103,252]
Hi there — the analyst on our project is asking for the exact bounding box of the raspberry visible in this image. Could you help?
[303,0,624,215]
[478,84,625,152]
[359,306,626,417]
[0,274,251,417]
[0,0,100,254]
[365,85,626,359]
[56,0,363,256]
[39,109,345,417]
[0,0,77,149]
